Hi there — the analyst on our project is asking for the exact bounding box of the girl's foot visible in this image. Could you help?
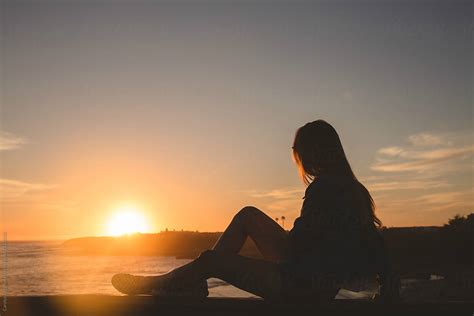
[112,273,208,298]
[111,273,155,295]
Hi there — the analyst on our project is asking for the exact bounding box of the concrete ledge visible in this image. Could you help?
[2,295,473,316]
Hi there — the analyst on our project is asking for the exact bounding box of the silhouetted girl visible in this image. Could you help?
[112,120,395,301]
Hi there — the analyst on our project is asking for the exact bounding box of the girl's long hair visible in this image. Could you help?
[292,120,382,227]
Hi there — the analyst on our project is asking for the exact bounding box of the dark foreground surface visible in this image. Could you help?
[3,295,473,316]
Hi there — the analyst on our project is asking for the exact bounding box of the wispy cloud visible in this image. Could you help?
[407,133,451,147]
[375,188,473,215]
[243,187,303,216]
[367,130,473,225]
[247,188,302,200]
[372,131,473,173]
[0,179,56,200]
[0,132,28,151]
[412,190,473,207]
[365,179,450,192]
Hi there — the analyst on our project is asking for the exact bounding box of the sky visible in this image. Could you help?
[1,0,472,240]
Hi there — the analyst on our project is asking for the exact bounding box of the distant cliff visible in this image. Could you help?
[62,231,262,259]
[62,225,472,276]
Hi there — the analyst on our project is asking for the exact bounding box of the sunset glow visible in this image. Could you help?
[105,205,151,236]
[1,1,472,240]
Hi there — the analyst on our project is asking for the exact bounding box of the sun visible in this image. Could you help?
[106,204,151,236]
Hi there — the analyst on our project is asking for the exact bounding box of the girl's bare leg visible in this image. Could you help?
[148,207,288,296]
[112,206,338,300]
[212,206,289,262]
[160,249,285,300]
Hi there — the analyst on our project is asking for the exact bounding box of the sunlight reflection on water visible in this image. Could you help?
[2,241,256,297]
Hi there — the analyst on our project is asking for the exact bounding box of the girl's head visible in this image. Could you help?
[292,120,354,184]
[292,120,382,227]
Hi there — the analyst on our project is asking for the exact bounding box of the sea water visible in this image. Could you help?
[1,241,395,299]
[0,241,256,297]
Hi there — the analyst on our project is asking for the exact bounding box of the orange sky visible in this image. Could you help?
[2,128,473,240]
[1,1,472,240]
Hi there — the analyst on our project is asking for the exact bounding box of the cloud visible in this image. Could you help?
[407,133,450,147]
[366,130,473,225]
[377,146,405,157]
[375,188,473,215]
[247,188,302,200]
[372,131,473,173]
[372,145,473,172]
[412,190,472,206]
[365,179,450,192]
[0,132,28,151]
[0,178,56,200]
[243,187,304,217]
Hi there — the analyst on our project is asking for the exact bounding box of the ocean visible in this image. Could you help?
[1,241,386,299]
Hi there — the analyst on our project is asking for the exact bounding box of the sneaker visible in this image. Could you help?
[111,273,153,295]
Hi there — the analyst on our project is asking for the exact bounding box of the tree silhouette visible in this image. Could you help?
[444,213,474,232]
[281,216,286,229]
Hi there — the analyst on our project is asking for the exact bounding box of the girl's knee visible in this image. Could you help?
[235,206,261,220]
